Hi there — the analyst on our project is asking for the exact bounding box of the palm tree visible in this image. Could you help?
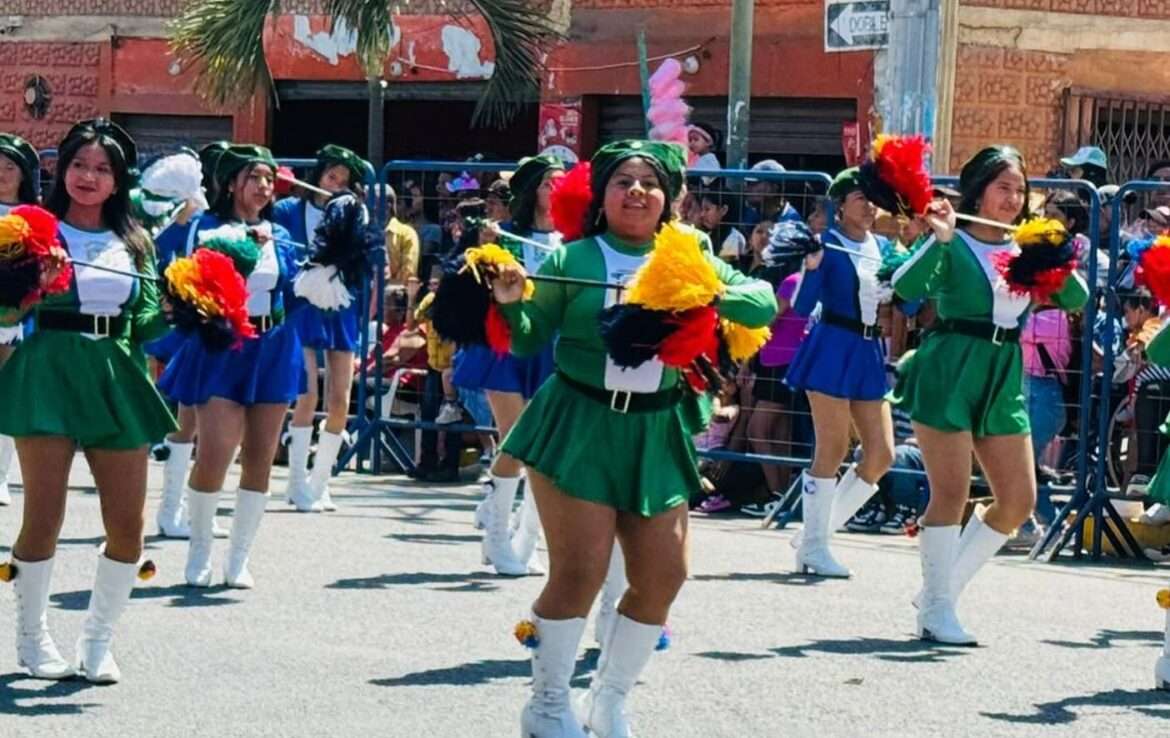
[169,0,565,128]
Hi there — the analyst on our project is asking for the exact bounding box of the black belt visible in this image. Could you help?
[37,312,125,338]
[249,315,279,333]
[934,319,1020,345]
[556,371,682,414]
[821,310,881,339]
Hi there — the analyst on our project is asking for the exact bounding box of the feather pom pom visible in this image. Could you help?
[990,218,1078,302]
[307,193,375,289]
[598,303,677,368]
[485,303,512,355]
[659,306,720,368]
[165,248,256,351]
[876,243,914,285]
[431,246,531,347]
[859,135,934,217]
[762,220,820,269]
[1133,234,1170,307]
[626,224,724,311]
[294,264,352,311]
[721,319,771,362]
[141,152,209,211]
[0,206,70,309]
[550,162,593,242]
[196,223,260,277]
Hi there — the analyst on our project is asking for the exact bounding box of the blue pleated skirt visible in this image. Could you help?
[143,330,185,363]
[158,321,306,407]
[784,322,887,401]
[452,341,556,399]
[290,299,363,353]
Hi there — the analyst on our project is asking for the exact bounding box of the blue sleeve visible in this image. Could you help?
[272,223,300,310]
[272,198,307,245]
[791,244,834,317]
[154,221,194,271]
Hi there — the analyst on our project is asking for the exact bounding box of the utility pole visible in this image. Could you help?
[366,75,385,172]
[726,0,755,169]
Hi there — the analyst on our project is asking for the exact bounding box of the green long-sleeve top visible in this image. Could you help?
[892,231,1088,324]
[499,231,778,392]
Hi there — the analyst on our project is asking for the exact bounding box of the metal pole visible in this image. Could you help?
[366,75,385,171]
[726,0,755,169]
[637,29,652,138]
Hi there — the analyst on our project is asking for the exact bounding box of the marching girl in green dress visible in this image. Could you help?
[0,119,176,683]
[0,133,41,507]
[891,146,1087,645]
[492,140,776,738]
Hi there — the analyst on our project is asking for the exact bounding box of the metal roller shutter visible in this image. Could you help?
[111,113,234,161]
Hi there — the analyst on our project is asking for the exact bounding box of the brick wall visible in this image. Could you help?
[949,44,1070,173]
[0,42,102,148]
[961,0,1170,16]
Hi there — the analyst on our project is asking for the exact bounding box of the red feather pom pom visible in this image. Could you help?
[1,206,72,309]
[550,162,593,242]
[198,249,255,344]
[1138,238,1170,308]
[992,249,1077,303]
[659,306,719,368]
[485,303,512,355]
[871,135,934,216]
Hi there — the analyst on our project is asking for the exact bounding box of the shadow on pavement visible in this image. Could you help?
[327,571,503,592]
[0,673,98,716]
[386,533,481,545]
[694,651,775,662]
[51,585,243,610]
[770,637,971,663]
[1041,629,1163,650]
[690,571,827,587]
[981,688,1170,724]
[371,651,597,688]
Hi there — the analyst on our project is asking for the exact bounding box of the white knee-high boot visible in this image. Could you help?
[224,489,269,589]
[519,615,588,738]
[827,464,879,542]
[76,553,139,684]
[0,434,14,506]
[12,556,73,679]
[916,525,976,646]
[309,430,343,512]
[596,542,627,645]
[286,426,318,512]
[482,474,527,576]
[950,514,1010,603]
[582,614,663,738]
[185,489,219,587]
[157,440,194,538]
[794,472,851,578]
[511,481,546,575]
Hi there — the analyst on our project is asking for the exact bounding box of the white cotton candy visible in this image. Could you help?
[141,152,209,211]
[294,264,352,311]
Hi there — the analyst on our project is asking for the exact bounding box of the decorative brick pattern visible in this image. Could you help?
[0,42,102,149]
[1094,0,1141,14]
[1002,0,1050,9]
[967,0,1167,16]
[949,44,1074,174]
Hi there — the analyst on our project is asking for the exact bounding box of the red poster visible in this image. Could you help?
[537,99,582,163]
[842,121,861,166]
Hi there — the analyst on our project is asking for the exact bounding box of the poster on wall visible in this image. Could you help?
[538,99,582,164]
[842,121,862,166]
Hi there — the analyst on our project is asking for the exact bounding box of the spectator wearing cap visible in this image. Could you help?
[484,178,512,223]
[1060,146,1109,189]
[743,159,802,228]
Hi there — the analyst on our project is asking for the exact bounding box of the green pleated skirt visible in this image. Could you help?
[0,331,177,450]
[1147,413,1170,505]
[889,331,1029,437]
[501,373,701,517]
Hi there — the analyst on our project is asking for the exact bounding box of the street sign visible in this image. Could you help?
[825,0,889,52]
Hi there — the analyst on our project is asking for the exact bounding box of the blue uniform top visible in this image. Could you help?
[791,228,891,327]
[186,212,299,320]
[271,197,315,260]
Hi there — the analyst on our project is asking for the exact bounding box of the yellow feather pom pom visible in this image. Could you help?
[1158,589,1170,610]
[722,320,771,362]
[626,223,725,312]
[1013,218,1068,249]
[164,258,225,318]
[0,214,30,259]
[464,243,535,299]
[871,134,892,159]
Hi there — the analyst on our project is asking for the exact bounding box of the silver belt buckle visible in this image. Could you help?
[93,314,111,338]
[610,390,632,414]
[255,315,272,332]
[862,323,876,340]
[991,326,1006,346]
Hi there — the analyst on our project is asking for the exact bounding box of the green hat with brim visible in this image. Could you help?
[0,133,38,184]
[591,140,688,202]
[214,144,278,191]
[63,118,138,180]
[508,154,565,219]
[317,144,372,187]
[828,167,863,200]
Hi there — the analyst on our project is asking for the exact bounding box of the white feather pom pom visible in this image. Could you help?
[197,223,249,246]
[141,152,209,211]
[294,264,352,311]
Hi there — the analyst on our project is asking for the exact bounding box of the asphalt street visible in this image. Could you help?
[1,458,1168,737]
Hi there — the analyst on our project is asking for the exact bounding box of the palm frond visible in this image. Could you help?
[326,0,393,77]
[463,0,565,127]
[169,0,281,107]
